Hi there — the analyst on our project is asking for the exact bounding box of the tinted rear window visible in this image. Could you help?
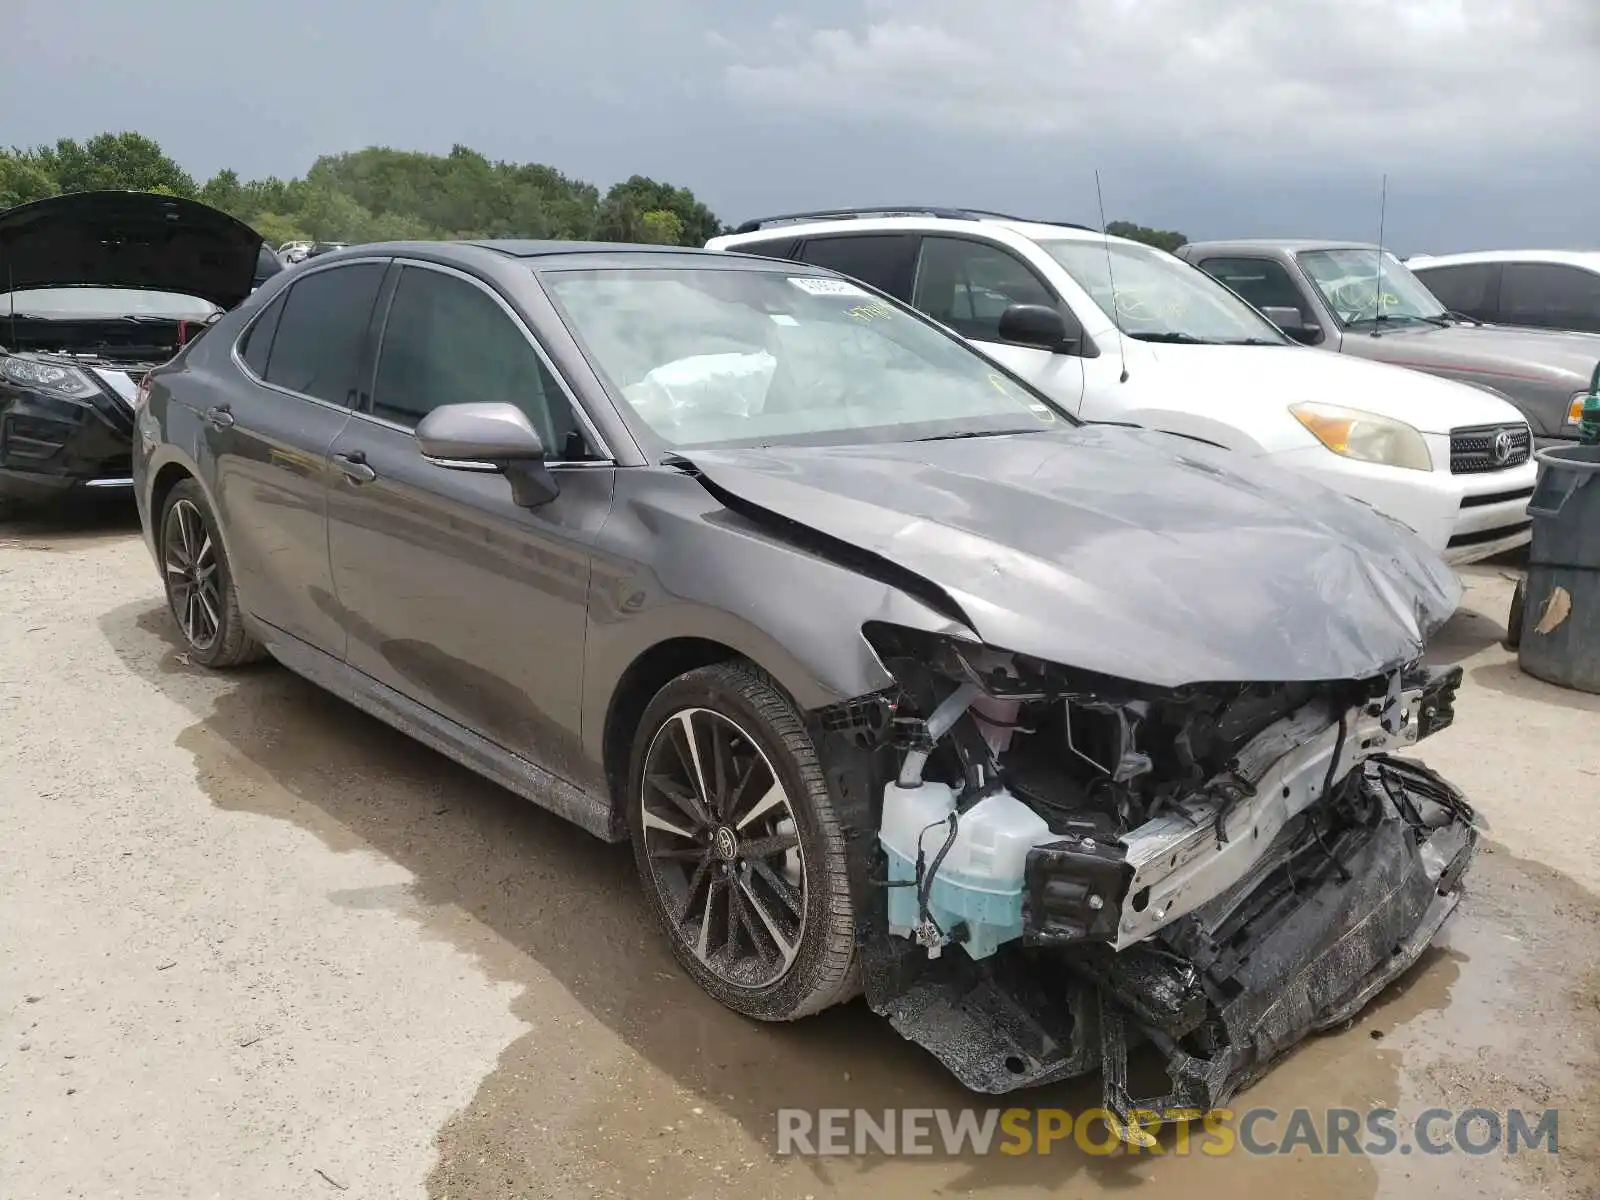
[263,263,386,405]
[1413,262,1499,316]
[239,294,284,377]
[797,234,916,298]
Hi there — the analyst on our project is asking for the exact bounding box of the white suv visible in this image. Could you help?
[708,208,1537,565]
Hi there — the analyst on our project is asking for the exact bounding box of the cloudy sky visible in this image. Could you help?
[4,0,1596,251]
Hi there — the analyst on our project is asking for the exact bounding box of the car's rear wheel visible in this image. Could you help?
[159,479,264,668]
[627,662,857,1021]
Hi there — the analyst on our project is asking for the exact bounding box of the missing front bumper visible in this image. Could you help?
[867,756,1477,1129]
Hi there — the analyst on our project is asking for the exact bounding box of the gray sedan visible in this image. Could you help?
[131,239,1476,1130]
[1177,239,1600,446]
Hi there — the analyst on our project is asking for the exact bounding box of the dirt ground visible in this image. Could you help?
[2,499,1597,1200]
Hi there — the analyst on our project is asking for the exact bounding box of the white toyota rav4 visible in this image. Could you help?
[708,209,1536,565]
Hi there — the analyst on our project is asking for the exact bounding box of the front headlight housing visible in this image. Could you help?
[1289,402,1433,472]
[0,354,102,401]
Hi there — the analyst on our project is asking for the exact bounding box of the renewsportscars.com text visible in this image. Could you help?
[775,1106,1560,1157]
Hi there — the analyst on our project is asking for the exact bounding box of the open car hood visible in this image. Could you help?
[682,425,1461,688]
[0,191,267,311]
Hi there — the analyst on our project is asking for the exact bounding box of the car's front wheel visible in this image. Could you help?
[158,479,264,668]
[627,662,858,1021]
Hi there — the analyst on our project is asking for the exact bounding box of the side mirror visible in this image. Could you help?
[997,303,1077,353]
[1260,305,1324,345]
[415,401,559,507]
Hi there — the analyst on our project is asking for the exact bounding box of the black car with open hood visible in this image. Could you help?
[0,191,273,504]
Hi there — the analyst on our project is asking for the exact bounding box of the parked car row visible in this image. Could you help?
[0,190,1578,1133]
[1176,239,1596,448]
[707,209,1600,564]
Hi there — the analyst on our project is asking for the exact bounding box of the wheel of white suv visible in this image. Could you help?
[627,662,858,1020]
[158,479,265,668]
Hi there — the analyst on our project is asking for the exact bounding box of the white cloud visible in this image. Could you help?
[723,0,1599,172]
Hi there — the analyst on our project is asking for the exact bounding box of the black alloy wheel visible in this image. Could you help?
[628,663,857,1021]
[159,480,264,668]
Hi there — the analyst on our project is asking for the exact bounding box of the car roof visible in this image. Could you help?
[302,238,829,273]
[1180,238,1383,255]
[711,213,1143,252]
[1406,248,1600,270]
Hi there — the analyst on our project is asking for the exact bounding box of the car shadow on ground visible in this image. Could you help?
[0,495,141,549]
[96,598,1475,1197]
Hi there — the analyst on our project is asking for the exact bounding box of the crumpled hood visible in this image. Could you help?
[1357,322,1600,387]
[0,191,266,311]
[684,424,1461,688]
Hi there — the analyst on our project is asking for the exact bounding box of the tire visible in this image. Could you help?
[1505,575,1526,651]
[158,479,266,668]
[627,661,857,1021]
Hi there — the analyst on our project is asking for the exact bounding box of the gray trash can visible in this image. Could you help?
[1517,444,1600,693]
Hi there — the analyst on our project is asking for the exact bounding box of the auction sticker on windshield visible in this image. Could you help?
[788,277,871,297]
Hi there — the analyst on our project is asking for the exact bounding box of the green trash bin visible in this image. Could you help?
[1517,443,1600,693]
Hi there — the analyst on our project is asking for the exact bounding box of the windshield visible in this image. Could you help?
[1039,240,1287,345]
[0,287,218,321]
[544,268,1071,451]
[1297,249,1446,327]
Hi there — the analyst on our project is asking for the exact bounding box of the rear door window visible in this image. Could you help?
[262,262,387,406]
[239,294,285,377]
[1412,262,1500,321]
[724,236,800,261]
[796,234,917,299]
[1499,262,1600,333]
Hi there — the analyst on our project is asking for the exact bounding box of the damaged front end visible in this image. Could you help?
[824,624,1478,1135]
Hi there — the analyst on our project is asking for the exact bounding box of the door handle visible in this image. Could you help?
[332,451,377,484]
[204,405,235,430]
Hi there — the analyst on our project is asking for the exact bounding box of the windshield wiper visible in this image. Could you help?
[1345,313,1428,334]
[1213,337,1281,346]
[1125,331,1206,344]
[914,428,1046,442]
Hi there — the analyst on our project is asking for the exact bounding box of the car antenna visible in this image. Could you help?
[1370,173,1389,337]
[1095,171,1129,383]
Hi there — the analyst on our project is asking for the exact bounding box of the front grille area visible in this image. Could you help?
[1447,519,1532,550]
[1450,423,1531,474]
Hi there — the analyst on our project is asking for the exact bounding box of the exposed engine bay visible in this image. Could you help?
[2,312,206,369]
[819,624,1478,1138]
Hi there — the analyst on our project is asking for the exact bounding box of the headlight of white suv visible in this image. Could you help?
[1289,402,1433,472]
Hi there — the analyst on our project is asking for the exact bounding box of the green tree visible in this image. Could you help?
[248,211,311,248]
[2,129,724,253]
[0,151,58,210]
[599,176,721,245]
[638,209,685,245]
[1106,220,1187,254]
[31,132,197,197]
[199,168,246,217]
